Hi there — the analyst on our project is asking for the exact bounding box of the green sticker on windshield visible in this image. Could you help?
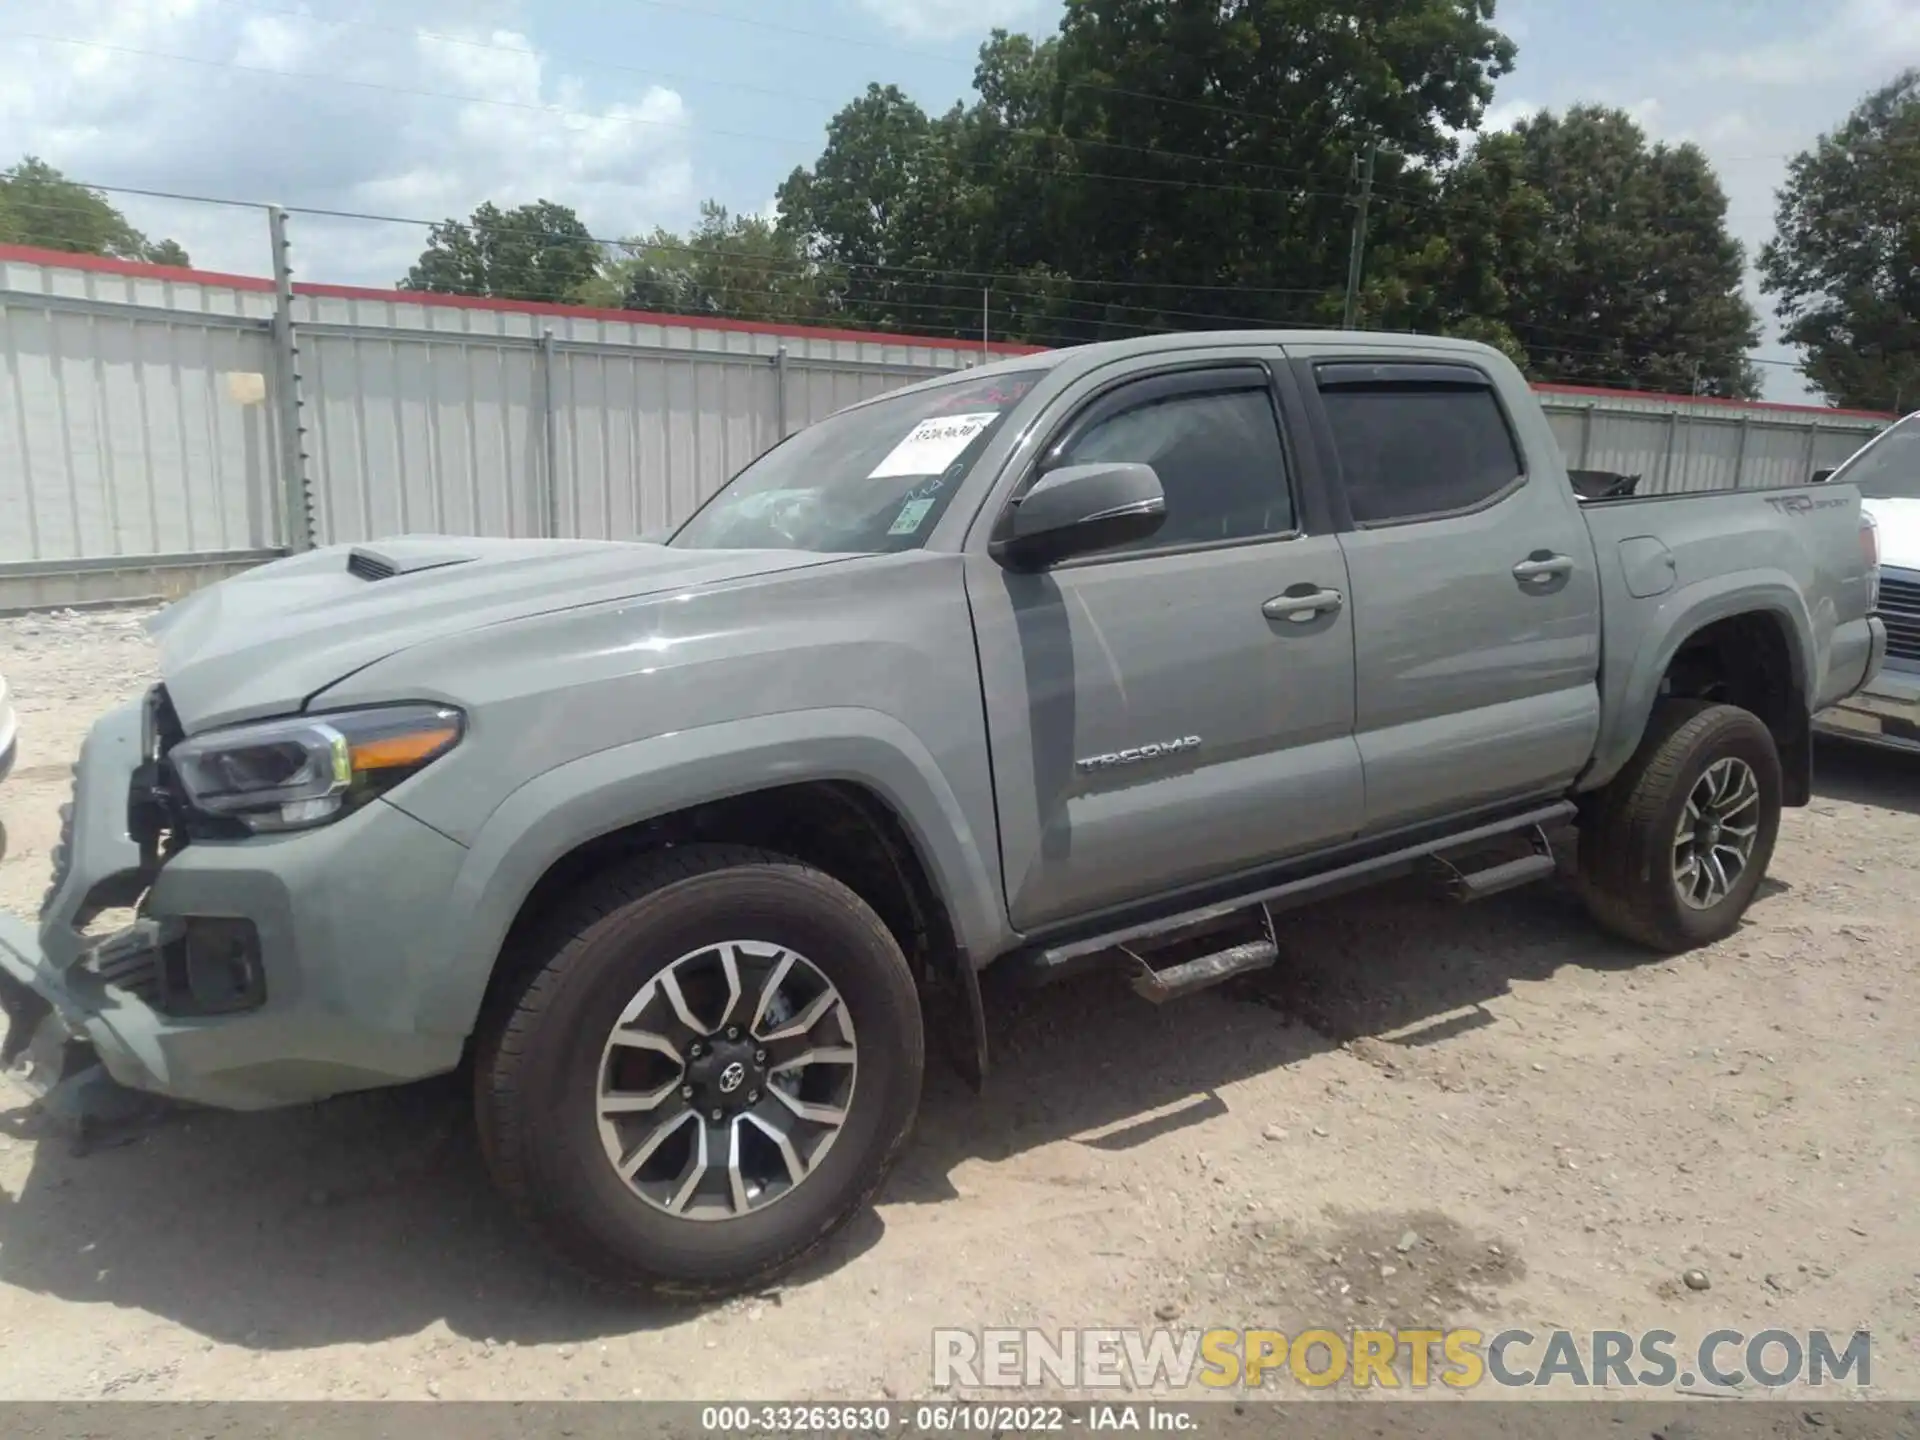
[889,497,937,535]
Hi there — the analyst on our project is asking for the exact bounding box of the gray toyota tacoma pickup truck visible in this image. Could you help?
[0,331,1885,1297]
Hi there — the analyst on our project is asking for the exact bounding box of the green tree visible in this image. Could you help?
[1037,0,1512,335]
[777,2,1516,346]
[758,4,1763,399]
[1760,70,1920,413]
[775,84,962,332]
[399,199,601,303]
[579,202,836,323]
[1454,107,1762,398]
[0,156,192,265]
[1349,128,1544,363]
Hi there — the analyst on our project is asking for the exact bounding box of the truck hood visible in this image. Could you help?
[147,535,850,731]
[1864,497,1920,574]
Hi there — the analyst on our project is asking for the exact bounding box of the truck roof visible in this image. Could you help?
[904,327,1509,393]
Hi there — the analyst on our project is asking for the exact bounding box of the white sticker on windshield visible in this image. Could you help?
[867,412,999,479]
[888,497,937,535]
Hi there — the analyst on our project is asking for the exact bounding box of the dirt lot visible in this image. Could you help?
[0,606,1916,1403]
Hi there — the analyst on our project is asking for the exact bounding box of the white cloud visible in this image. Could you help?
[0,0,696,285]
[1479,97,1541,133]
[1690,0,1920,87]
[853,0,1053,42]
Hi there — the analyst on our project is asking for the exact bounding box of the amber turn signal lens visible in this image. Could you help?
[349,725,461,772]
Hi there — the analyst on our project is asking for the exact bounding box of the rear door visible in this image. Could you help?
[1291,351,1603,831]
[965,349,1365,932]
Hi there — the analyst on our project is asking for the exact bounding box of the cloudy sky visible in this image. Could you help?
[2,0,1914,400]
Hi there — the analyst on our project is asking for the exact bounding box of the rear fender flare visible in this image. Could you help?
[1583,572,1815,792]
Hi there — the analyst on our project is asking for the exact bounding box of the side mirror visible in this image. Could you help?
[1811,469,1836,485]
[990,462,1167,571]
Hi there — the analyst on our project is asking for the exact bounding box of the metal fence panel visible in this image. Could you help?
[1536,393,1885,497]
[552,348,783,538]
[0,293,280,564]
[0,247,1903,612]
[784,362,947,433]
[302,329,541,544]
[288,291,978,546]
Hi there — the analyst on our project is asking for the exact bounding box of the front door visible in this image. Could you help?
[966,354,1365,932]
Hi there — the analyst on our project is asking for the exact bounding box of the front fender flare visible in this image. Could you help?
[416,708,1005,1038]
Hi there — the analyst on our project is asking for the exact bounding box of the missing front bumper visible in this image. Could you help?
[0,929,175,1138]
[0,912,167,1135]
[11,694,471,1112]
[0,913,160,1091]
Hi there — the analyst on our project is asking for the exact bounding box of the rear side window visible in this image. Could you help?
[1318,377,1525,525]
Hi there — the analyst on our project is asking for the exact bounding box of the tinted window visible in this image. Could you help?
[1053,384,1294,553]
[672,370,1043,553]
[1320,383,1524,525]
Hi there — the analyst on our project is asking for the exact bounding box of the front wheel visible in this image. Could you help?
[476,844,925,1297]
[1578,700,1783,953]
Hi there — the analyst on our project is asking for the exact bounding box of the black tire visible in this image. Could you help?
[1578,700,1783,953]
[475,843,924,1298]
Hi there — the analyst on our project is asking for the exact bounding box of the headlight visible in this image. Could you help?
[167,704,464,833]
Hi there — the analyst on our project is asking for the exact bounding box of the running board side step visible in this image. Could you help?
[1428,823,1558,902]
[1119,901,1279,1004]
[1128,935,1278,1004]
[1016,800,1577,992]
[1440,851,1557,901]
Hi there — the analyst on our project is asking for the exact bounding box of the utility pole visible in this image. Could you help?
[1342,141,1378,331]
[982,287,990,360]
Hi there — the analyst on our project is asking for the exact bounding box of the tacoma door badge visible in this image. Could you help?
[1076,735,1202,772]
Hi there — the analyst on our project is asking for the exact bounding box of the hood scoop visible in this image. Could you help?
[346,543,480,583]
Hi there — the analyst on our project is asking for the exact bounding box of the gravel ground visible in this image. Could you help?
[0,606,1916,1403]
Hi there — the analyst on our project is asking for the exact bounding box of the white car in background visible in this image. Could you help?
[1815,411,1920,751]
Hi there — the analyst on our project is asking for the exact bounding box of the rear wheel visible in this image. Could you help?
[1578,700,1782,953]
[476,844,924,1297]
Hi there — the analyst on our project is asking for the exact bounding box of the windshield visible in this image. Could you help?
[670,369,1045,552]
[1831,414,1920,501]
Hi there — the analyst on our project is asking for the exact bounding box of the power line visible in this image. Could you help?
[620,0,1495,188]
[200,0,1438,202]
[0,181,264,213]
[621,0,980,65]
[8,181,1807,381]
[48,182,1339,299]
[191,0,868,112]
[0,29,793,149]
[4,184,1349,315]
[2,21,1449,216]
[3,188,1340,335]
[224,0,1443,201]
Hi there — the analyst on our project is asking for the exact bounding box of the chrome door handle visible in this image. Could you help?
[1513,555,1573,585]
[1263,588,1344,623]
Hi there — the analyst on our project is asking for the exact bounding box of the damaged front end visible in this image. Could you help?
[0,685,266,1121]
